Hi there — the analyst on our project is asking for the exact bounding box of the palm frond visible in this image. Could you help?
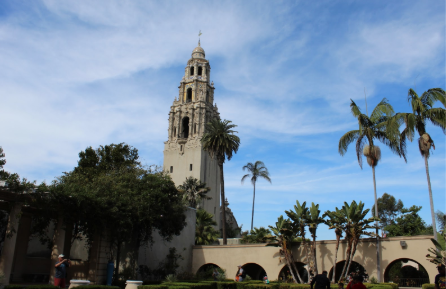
[370,98,395,122]
[350,99,362,117]
[338,130,360,156]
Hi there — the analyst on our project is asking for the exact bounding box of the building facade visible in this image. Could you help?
[163,41,221,226]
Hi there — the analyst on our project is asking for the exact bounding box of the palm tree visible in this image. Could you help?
[267,215,303,283]
[240,227,271,244]
[201,119,240,245]
[323,208,344,283]
[339,98,402,282]
[178,177,211,209]
[306,202,325,275]
[285,201,312,277]
[396,88,446,241]
[195,209,220,245]
[241,161,271,231]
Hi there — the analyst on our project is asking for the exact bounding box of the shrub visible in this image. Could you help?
[76,286,120,289]
[143,281,163,285]
[27,286,59,289]
[217,282,238,289]
[163,283,212,289]
[370,277,378,284]
[168,286,191,289]
[382,283,398,289]
[5,286,25,289]
[422,285,434,289]
[138,285,169,289]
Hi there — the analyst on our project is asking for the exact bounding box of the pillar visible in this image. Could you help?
[49,218,69,285]
[11,212,32,282]
[0,203,22,285]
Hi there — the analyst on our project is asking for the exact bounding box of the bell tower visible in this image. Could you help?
[163,41,221,226]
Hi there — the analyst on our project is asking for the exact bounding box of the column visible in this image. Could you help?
[49,218,68,285]
[0,203,22,285]
[11,212,32,282]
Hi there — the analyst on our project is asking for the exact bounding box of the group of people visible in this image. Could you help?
[310,271,366,289]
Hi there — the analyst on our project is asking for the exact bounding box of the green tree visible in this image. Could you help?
[241,161,271,231]
[436,210,445,235]
[201,119,240,245]
[396,88,446,241]
[195,209,220,245]
[339,98,403,282]
[384,205,431,237]
[178,177,211,209]
[240,227,271,244]
[323,208,344,283]
[371,193,404,229]
[267,215,303,283]
[336,201,376,281]
[33,143,186,280]
[306,203,324,275]
[285,201,312,276]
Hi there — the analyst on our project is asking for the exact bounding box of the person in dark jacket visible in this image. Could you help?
[310,271,330,289]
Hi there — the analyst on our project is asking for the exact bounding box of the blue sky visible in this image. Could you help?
[0,0,445,240]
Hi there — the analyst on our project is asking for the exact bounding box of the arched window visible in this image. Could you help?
[198,67,202,76]
[173,127,176,137]
[190,67,194,76]
[206,91,209,102]
[182,117,190,138]
[186,88,192,103]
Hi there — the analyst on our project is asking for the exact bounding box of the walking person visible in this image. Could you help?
[54,254,71,288]
[236,265,245,282]
[310,271,330,289]
[352,275,366,289]
[435,265,445,289]
[212,268,219,281]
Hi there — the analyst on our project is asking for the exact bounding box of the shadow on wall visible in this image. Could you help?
[242,263,266,281]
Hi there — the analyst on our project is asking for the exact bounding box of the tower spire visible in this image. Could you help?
[198,30,202,46]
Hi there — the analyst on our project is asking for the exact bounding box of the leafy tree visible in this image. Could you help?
[306,203,324,275]
[33,143,186,280]
[195,209,219,245]
[384,205,431,237]
[396,88,446,241]
[178,177,211,209]
[285,201,312,276]
[267,215,303,283]
[240,227,271,244]
[323,208,344,283]
[201,119,240,245]
[241,161,271,231]
[339,98,403,282]
[336,201,376,281]
[436,210,445,235]
[371,193,404,229]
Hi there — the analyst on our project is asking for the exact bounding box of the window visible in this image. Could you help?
[182,117,189,138]
[186,88,192,103]
[206,91,209,102]
[190,164,193,171]
[170,166,173,173]
[198,67,202,76]
[190,67,194,76]
[173,127,176,137]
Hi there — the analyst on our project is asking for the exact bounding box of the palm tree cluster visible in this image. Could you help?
[266,200,374,284]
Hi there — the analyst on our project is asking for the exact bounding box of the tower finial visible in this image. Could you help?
[198,30,202,46]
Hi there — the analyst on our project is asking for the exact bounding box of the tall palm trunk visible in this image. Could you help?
[282,240,302,283]
[312,233,318,275]
[424,155,438,241]
[289,252,304,283]
[372,166,381,282]
[218,159,227,245]
[251,182,256,231]
[301,229,312,281]
[338,237,352,282]
[332,230,341,283]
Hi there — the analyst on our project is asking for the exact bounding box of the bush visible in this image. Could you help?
[381,283,398,289]
[163,283,212,289]
[5,286,25,289]
[217,282,238,289]
[27,286,59,289]
[143,281,163,285]
[422,285,434,289]
[370,277,378,284]
[76,286,120,289]
[199,282,218,289]
[168,287,192,289]
[138,285,169,289]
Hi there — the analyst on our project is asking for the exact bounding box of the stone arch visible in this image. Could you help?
[239,263,267,280]
[278,262,309,283]
[197,263,222,279]
[328,260,366,283]
[190,66,194,76]
[198,66,202,76]
[384,258,430,287]
[181,117,190,138]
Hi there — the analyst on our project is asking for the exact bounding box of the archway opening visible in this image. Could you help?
[278,262,308,283]
[329,261,366,283]
[190,67,194,76]
[197,263,223,280]
[198,67,202,76]
[186,88,192,103]
[241,263,266,281]
[182,117,189,138]
[384,258,429,287]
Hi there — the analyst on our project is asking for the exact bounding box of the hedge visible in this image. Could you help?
[168,286,192,289]
[143,281,163,285]
[76,286,120,289]
[217,282,238,289]
[422,284,434,289]
[27,286,58,289]
[138,285,169,289]
[4,286,25,289]
[163,283,212,289]
[381,283,398,289]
